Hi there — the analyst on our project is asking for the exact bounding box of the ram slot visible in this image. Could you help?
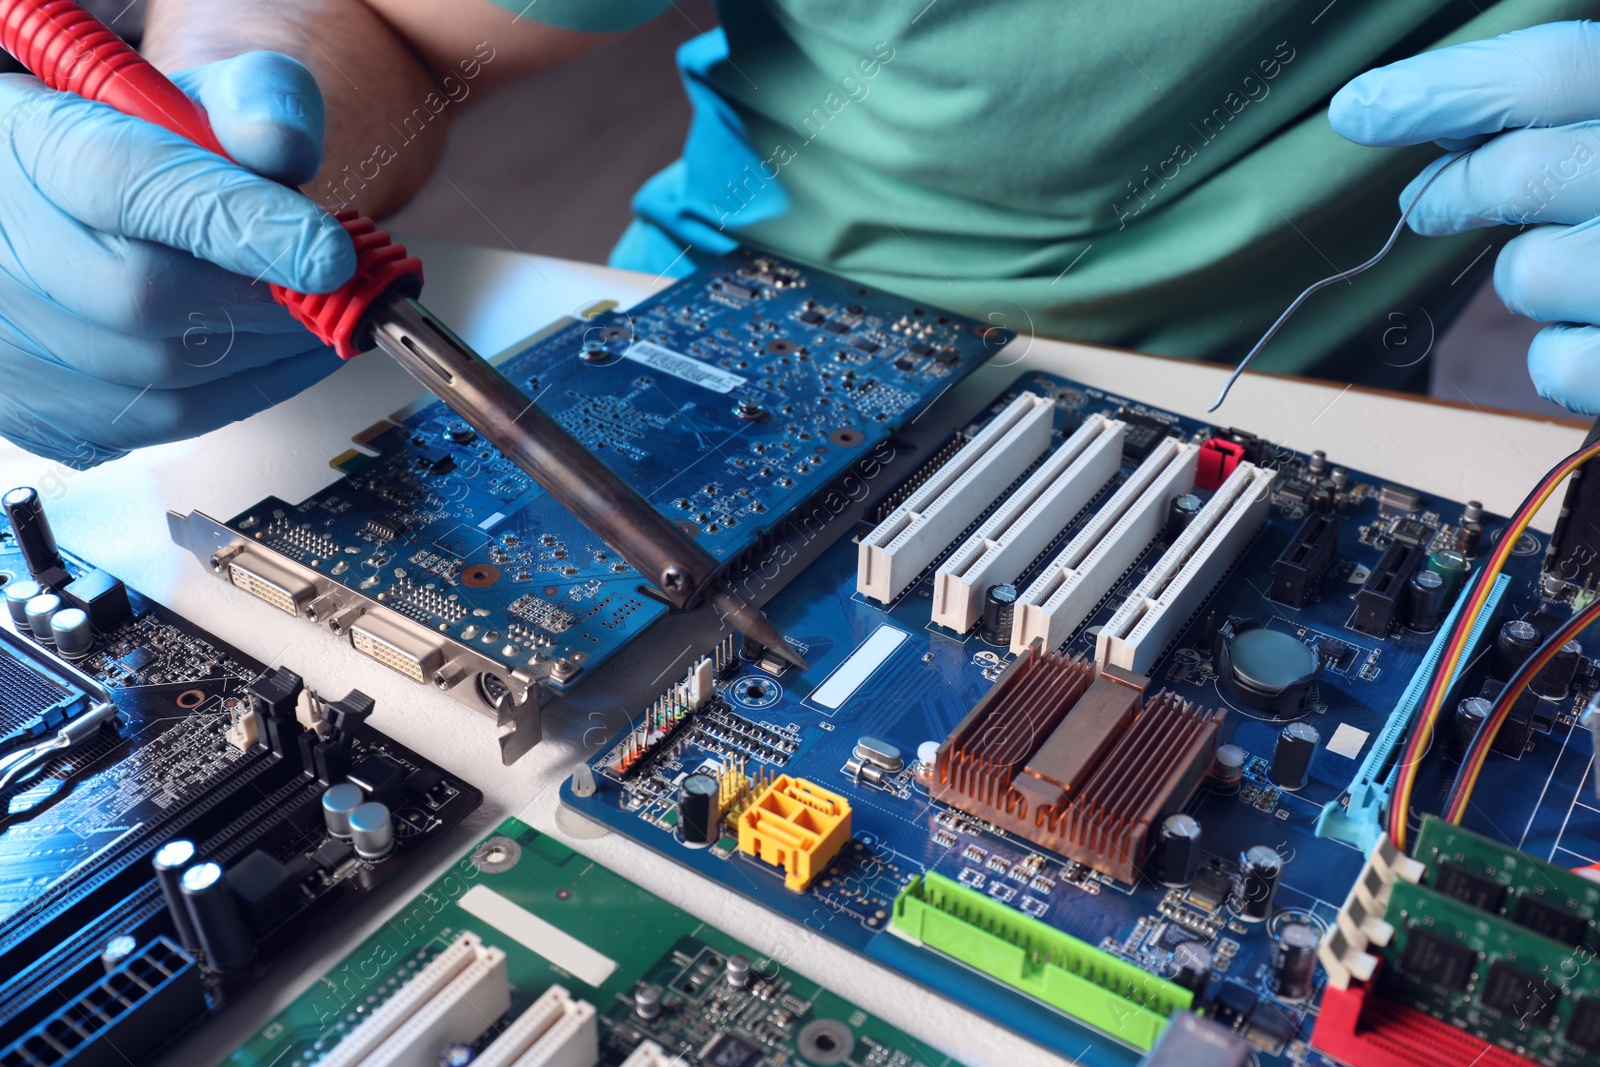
[318,932,510,1067]
[857,392,1054,603]
[473,984,597,1067]
[1010,439,1199,654]
[931,414,1126,633]
[1096,462,1273,673]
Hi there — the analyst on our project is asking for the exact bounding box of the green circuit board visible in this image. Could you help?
[227,818,960,1067]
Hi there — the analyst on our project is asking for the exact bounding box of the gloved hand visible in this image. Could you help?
[1329,21,1600,415]
[0,50,355,468]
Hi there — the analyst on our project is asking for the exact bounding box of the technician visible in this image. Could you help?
[0,1,1596,467]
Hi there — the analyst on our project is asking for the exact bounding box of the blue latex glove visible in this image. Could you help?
[1329,21,1600,415]
[0,50,355,468]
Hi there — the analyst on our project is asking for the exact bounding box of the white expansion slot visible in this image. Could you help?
[857,392,1054,603]
[473,984,598,1067]
[930,414,1126,633]
[1097,462,1275,673]
[1010,438,1199,654]
[317,931,510,1067]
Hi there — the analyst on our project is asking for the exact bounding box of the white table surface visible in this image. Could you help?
[1,236,1585,1067]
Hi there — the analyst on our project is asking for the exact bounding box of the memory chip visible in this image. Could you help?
[1435,861,1507,913]
[1569,995,1600,1051]
[1512,894,1588,947]
[701,1032,763,1067]
[1399,927,1476,991]
[1481,960,1557,1026]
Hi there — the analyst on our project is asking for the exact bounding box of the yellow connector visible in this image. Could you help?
[736,775,852,891]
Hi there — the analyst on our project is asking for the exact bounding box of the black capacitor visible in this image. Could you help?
[1172,940,1212,996]
[1404,569,1449,633]
[1448,696,1491,761]
[1233,845,1283,922]
[677,773,721,846]
[1531,639,1583,700]
[979,583,1019,645]
[1308,487,1335,514]
[1162,493,1203,544]
[1269,721,1319,791]
[2,486,66,583]
[1272,922,1320,1000]
[1151,813,1203,886]
[1492,619,1541,681]
[1458,500,1485,557]
[739,631,764,663]
[179,861,254,972]
[152,839,200,954]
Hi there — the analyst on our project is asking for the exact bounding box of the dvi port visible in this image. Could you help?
[349,614,444,684]
[227,553,314,615]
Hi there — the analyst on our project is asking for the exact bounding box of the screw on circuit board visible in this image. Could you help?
[579,340,611,363]
[660,565,689,595]
[551,659,581,684]
[732,399,767,421]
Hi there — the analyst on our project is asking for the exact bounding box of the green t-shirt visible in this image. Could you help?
[498,0,1594,386]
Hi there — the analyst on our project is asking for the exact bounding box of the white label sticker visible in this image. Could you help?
[1327,722,1369,760]
[809,625,909,710]
[458,885,618,985]
[624,340,747,394]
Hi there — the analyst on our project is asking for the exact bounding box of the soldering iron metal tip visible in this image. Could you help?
[704,582,808,671]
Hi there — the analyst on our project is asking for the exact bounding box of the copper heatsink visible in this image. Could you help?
[931,642,1223,882]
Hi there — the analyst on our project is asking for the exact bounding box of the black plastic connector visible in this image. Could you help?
[1270,514,1341,609]
[1352,542,1425,636]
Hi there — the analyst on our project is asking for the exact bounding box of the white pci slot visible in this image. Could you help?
[474,984,598,1067]
[1097,462,1275,673]
[1011,439,1199,654]
[318,932,510,1067]
[930,414,1126,633]
[857,392,1054,603]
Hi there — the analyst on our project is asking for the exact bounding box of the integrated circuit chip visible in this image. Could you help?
[1435,861,1507,913]
[1512,894,1588,947]
[1481,959,1557,1026]
[701,1032,763,1067]
[1398,927,1476,991]
[1569,995,1600,1051]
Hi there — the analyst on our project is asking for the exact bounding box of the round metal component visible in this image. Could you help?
[828,427,864,446]
[1308,487,1334,514]
[152,839,200,953]
[101,934,139,973]
[461,563,500,588]
[2,486,64,578]
[1151,813,1202,887]
[1269,721,1320,791]
[979,583,1019,645]
[1308,450,1327,474]
[470,835,523,873]
[1330,468,1350,490]
[322,783,365,839]
[1449,696,1492,761]
[4,579,41,627]
[179,861,253,972]
[175,688,205,709]
[49,607,93,658]
[917,741,940,772]
[438,1043,475,1067]
[852,737,903,772]
[633,983,662,1021]
[1162,493,1203,544]
[445,421,476,444]
[1172,940,1212,995]
[676,773,721,848]
[1404,569,1449,633]
[1532,640,1583,700]
[732,398,767,421]
[579,340,612,363]
[1492,619,1541,681]
[1234,845,1284,922]
[726,953,752,988]
[1218,627,1320,717]
[796,1018,855,1066]
[1212,743,1246,784]
[23,593,60,642]
[1273,922,1320,1000]
[349,801,395,860]
[1427,548,1470,594]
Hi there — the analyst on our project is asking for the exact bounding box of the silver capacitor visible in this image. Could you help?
[23,593,60,642]
[49,607,93,658]
[349,801,394,860]
[322,783,364,838]
[4,579,41,627]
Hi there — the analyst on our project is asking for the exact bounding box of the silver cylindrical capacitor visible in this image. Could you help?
[1233,845,1283,922]
[100,934,138,974]
[1492,619,1541,681]
[1273,922,1320,1000]
[322,783,364,839]
[1212,743,1246,785]
[1151,813,1203,887]
[180,860,254,972]
[49,607,93,658]
[1532,639,1583,700]
[1404,569,1449,633]
[23,593,60,641]
[634,983,662,1020]
[677,773,721,847]
[726,953,751,988]
[980,583,1018,645]
[1172,940,1212,996]
[4,579,41,627]
[349,801,395,860]
[1449,696,1492,761]
[152,838,201,953]
[1269,722,1319,791]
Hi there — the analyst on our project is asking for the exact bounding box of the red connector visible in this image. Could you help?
[1311,975,1528,1067]
[0,0,423,359]
[1196,437,1246,491]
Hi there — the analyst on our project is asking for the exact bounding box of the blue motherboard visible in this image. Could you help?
[562,372,1600,1065]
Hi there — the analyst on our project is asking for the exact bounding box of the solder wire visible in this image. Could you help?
[1206,152,1467,413]
[1388,436,1600,851]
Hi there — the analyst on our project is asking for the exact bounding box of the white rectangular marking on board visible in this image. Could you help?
[809,625,909,709]
[458,885,617,985]
[624,340,747,393]
[1327,723,1369,760]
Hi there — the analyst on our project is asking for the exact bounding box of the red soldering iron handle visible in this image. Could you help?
[0,0,422,359]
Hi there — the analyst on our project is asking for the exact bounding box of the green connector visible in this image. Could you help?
[891,872,1191,1050]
